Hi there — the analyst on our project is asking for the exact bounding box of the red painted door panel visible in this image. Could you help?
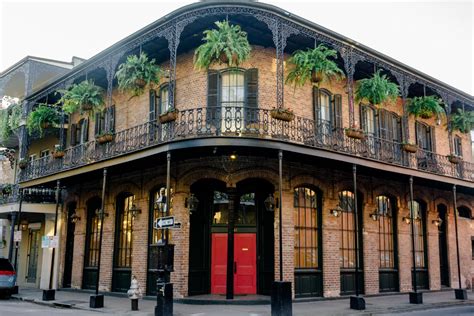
[211,233,228,294]
[234,233,257,294]
[210,233,256,295]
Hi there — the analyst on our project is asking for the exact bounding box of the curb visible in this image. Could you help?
[11,295,107,313]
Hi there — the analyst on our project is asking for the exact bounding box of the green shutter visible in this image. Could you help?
[333,94,342,129]
[245,68,258,124]
[70,123,77,146]
[313,87,320,122]
[207,70,219,125]
[149,89,156,121]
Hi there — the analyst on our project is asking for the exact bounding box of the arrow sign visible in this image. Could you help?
[154,216,175,229]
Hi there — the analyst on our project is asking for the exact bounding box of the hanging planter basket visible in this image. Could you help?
[447,155,462,164]
[219,52,238,65]
[52,150,65,159]
[311,70,323,84]
[270,108,295,122]
[18,161,28,169]
[81,103,93,111]
[40,122,51,129]
[345,128,365,140]
[135,78,146,88]
[159,109,179,124]
[402,143,418,153]
[96,134,113,144]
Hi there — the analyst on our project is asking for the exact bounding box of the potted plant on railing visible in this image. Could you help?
[345,124,365,140]
[355,70,399,107]
[115,52,162,97]
[407,95,444,119]
[450,108,474,134]
[26,104,61,136]
[401,141,418,153]
[96,131,114,144]
[60,80,105,115]
[194,20,251,69]
[159,108,179,124]
[18,158,28,169]
[446,154,462,164]
[286,44,345,87]
[270,107,295,122]
[52,144,65,159]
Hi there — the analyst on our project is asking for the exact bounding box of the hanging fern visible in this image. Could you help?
[27,104,61,136]
[194,20,251,70]
[115,52,162,97]
[407,95,444,119]
[59,80,104,115]
[450,108,474,134]
[286,44,345,87]
[0,102,22,143]
[355,70,399,106]
[0,109,11,142]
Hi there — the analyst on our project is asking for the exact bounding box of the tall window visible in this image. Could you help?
[114,194,134,268]
[84,201,100,268]
[318,91,331,122]
[361,105,377,137]
[150,187,173,244]
[410,201,426,268]
[294,187,319,269]
[376,196,395,268]
[454,135,463,157]
[379,110,402,142]
[340,190,357,268]
[415,122,433,151]
[221,70,245,108]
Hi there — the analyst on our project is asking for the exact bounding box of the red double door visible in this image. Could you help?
[211,233,257,295]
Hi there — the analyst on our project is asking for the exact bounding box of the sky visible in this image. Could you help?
[1,0,473,95]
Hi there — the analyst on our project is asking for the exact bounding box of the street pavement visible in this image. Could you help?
[5,287,474,316]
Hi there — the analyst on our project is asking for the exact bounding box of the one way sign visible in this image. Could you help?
[154,216,181,229]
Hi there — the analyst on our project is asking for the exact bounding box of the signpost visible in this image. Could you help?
[154,216,181,230]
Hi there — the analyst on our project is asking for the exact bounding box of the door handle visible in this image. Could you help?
[234,262,237,274]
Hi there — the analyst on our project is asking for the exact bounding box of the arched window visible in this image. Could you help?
[376,196,395,269]
[294,186,322,297]
[294,187,319,269]
[458,206,471,219]
[112,193,135,292]
[340,190,356,269]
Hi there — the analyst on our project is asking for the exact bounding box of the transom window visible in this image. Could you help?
[376,196,395,269]
[294,187,319,269]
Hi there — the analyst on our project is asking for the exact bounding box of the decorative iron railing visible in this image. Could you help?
[19,106,474,183]
[0,184,56,204]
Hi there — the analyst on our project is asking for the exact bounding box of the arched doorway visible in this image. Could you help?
[411,200,429,290]
[437,204,449,287]
[188,178,274,296]
[82,197,101,290]
[63,201,77,288]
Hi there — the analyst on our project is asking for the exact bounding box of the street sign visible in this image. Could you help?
[14,231,22,242]
[154,216,181,229]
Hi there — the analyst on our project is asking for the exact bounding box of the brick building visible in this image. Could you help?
[3,1,473,300]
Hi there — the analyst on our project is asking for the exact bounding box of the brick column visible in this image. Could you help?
[170,191,190,298]
[274,189,294,295]
[131,197,149,292]
[322,198,340,297]
[447,210,458,288]
[398,205,412,292]
[99,201,115,292]
[426,211,441,290]
[71,206,86,289]
[363,202,379,295]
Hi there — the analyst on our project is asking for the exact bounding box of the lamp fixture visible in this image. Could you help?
[185,193,199,214]
[432,216,443,227]
[20,219,28,231]
[330,205,343,217]
[129,204,142,219]
[369,210,380,221]
[95,208,109,220]
[402,216,411,224]
[229,153,237,160]
[264,194,277,212]
[70,212,81,224]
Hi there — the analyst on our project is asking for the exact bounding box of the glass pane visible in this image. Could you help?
[320,93,331,121]
[237,193,256,225]
[212,191,229,225]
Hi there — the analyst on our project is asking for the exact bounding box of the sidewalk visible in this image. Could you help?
[12,287,474,316]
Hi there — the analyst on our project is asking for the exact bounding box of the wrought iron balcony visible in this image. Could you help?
[19,106,474,183]
[0,184,56,204]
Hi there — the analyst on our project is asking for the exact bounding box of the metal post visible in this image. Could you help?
[226,187,236,300]
[155,152,173,316]
[350,165,365,310]
[13,189,24,272]
[90,168,107,308]
[8,211,17,262]
[271,150,292,316]
[409,176,422,303]
[43,180,61,301]
[452,185,467,299]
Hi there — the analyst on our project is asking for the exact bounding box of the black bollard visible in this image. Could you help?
[271,281,292,316]
[155,282,173,316]
[131,298,139,311]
